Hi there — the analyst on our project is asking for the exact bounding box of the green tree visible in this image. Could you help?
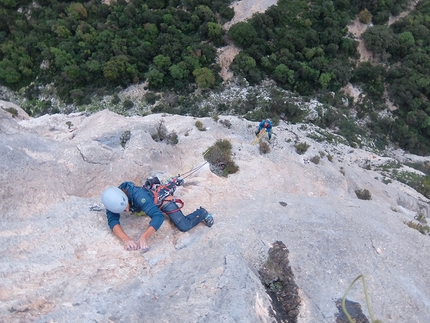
[318,72,335,89]
[52,24,72,38]
[169,63,189,79]
[327,58,353,88]
[103,55,130,81]
[193,5,215,22]
[50,47,75,68]
[145,67,164,87]
[228,22,258,48]
[0,41,34,85]
[143,23,159,42]
[85,59,102,73]
[219,6,234,21]
[423,117,430,136]
[146,0,166,10]
[406,110,428,128]
[298,62,319,81]
[64,64,86,82]
[67,3,88,20]
[192,67,214,88]
[274,64,294,85]
[0,59,21,83]
[207,22,222,41]
[260,57,274,72]
[153,54,171,70]
[362,25,395,60]
[358,8,372,24]
[396,31,415,57]
[231,52,256,74]
[183,55,201,70]
[0,0,17,7]
[353,61,386,99]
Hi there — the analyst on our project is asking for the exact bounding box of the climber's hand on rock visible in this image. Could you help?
[137,238,149,253]
[123,239,138,251]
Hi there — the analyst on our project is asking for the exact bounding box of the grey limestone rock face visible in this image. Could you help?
[1,105,430,323]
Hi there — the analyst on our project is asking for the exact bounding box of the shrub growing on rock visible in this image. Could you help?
[259,141,270,154]
[120,130,131,148]
[355,189,372,200]
[310,156,320,164]
[195,120,206,131]
[4,107,18,118]
[295,142,310,155]
[204,139,239,177]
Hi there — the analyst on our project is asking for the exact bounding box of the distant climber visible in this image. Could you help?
[101,177,214,253]
[255,119,273,141]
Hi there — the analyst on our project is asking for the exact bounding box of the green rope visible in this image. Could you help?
[202,147,211,157]
[341,274,383,323]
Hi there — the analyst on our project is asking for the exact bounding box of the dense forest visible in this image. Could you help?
[0,0,429,155]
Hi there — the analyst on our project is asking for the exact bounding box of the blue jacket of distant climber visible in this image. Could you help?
[257,119,273,139]
[106,182,164,231]
[258,119,273,131]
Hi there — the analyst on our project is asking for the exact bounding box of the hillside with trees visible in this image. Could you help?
[0,0,429,155]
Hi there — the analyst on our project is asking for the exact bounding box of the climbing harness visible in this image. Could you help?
[143,162,208,213]
[144,176,181,207]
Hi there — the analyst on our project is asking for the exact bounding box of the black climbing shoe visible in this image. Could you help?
[204,213,214,227]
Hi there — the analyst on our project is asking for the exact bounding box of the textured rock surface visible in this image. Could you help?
[1,103,430,323]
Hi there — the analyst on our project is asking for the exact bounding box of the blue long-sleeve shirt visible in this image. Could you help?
[258,119,273,132]
[106,182,165,231]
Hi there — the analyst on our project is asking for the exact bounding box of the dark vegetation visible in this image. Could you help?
[2,106,18,117]
[391,170,430,199]
[120,130,131,147]
[310,155,320,164]
[194,119,206,131]
[259,140,270,154]
[405,213,430,235]
[203,139,239,177]
[295,141,310,155]
[1,0,430,155]
[259,241,301,323]
[151,119,178,144]
[0,0,231,105]
[355,188,372,200]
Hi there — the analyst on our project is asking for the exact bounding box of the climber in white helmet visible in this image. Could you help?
[101,180,213,253]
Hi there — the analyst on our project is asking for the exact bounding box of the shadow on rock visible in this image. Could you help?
[335,298,370,323]
[259,241,301,323]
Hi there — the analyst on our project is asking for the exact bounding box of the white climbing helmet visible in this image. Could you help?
[101,187,128,213]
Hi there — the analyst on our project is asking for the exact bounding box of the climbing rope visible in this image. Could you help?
[341,274,383,323]
[252,128,267,145]
[160,160,208,183]
[178,161,208,179]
